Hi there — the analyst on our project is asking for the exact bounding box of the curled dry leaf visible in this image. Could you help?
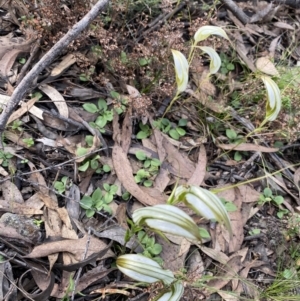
[39,84,69,118]
[0,180,23,204]
[256,57,279,76]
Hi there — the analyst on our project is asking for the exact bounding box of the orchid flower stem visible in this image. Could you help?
[162,92,180,117]
[188,43,196,63]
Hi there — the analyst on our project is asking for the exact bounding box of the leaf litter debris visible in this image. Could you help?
[0,0,300,300]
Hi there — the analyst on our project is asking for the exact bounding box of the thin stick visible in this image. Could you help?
[0,0,110,144]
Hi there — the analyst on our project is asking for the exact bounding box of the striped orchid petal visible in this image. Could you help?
[170,185,232,236]
[194,25,229,44]
[261,75,281,123]
[132,204,202,241]
[199,46,221,74]
[157,282,184,301]
[116,254,175,284]
[171,49,189,93]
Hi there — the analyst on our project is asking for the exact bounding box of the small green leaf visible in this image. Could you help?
[103,183,110,192]
[122,191,130,200]
[176,127,186,136]
[80,196,93,209]
[98,99,107,111]
[85,209,95,217]
[263,188,273,197]
[137,169,149,178]
[19,57,26,64]
[199,227,211,239]
[139,123,149,131]
[226,63,235,71]
[54,182,65,193]
[134,175,142,183]
[92,188,102,202]
[5,153,14,159]
[226,129,237,140]
[151,158,161,167]
[102,164,111,172]
[83,103,98,113]
[151,244,162,255]
[234,151,242,161]
[76,147,88,157]
[102,204,112,214]
[136,131,149,139]
[147,237,155,247]
[110,91,120,100]
[104,193,114,203]
[274,195,284,205]
[169,129,180,140]
[250,228,261,235]
[136,150,147,161]
[161,118,170,126]
[139,57,150,66]
[225,202,237,212]
[138,231,147,243]
[95,116,107,128]
[144,161,152,170]
[143,180,153,187]
[120,51,128,64]
[110,185,118,194]
[78,161,90,172]
[105,110,114,121]
[178,119,187,126]
[85,135,94,147]
[277,209,288,219]
[90,159,99,170]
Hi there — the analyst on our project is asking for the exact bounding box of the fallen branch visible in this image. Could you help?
[0,0,110,144]
[220,0,250,25]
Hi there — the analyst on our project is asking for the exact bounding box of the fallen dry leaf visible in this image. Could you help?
[7,95,40,124]
[188,144,207,186]
[49,53,77,78]
[204,256,243,294]
[0,200,42,215]
[39,84,69,118]
[25,235,114,262]
[199,245,229,265]
[0,180,23,204]
[256,57,279,76]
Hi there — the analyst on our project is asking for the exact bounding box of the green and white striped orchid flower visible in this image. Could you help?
[132,204,202,242]
[169,185,232,236]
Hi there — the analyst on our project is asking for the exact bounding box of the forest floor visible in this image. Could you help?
[0,0,300,300]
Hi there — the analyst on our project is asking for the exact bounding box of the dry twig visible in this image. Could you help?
[0,0,110,146]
